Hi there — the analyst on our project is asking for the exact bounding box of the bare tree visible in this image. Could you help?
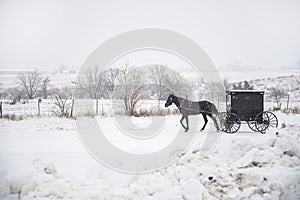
[205,81,225,108]
[76,67,121,99]
[52,87,73,117]
[115,65,150,115]
[163,70,192,98]
[17,71,43,99]
[76,66,104,99]
[150,65,167,110]
[118,64,130,112]
[0,82,5,99]
[42,76,50,99]
[223,78,232,91]
[102,68,121,99]
[269,87,287,108]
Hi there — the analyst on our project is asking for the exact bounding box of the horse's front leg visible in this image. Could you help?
[201,114,208,131]
[180,115,188,131]
[185,115,189,132]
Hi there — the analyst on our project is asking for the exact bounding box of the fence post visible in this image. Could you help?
[96,99,98,115]
[70,98,74,118]
[37,98,42,117]
[157,99,160,111]
[287,94,289,111]
[0,101,2,118]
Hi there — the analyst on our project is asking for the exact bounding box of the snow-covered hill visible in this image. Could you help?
[250,75,300,101]
[231,75,300,102]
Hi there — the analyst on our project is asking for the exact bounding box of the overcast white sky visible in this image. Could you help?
[0,0,300,70]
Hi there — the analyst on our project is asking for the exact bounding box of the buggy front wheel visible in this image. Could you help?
[247,121,258,132]
[220,112,241,133]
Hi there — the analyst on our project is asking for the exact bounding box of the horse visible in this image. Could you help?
[164,94,220,132]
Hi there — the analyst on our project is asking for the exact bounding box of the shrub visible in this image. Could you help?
[291,107,300,114]
[2,114,23,121]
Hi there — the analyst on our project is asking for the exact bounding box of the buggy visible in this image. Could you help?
[220,90,278,133]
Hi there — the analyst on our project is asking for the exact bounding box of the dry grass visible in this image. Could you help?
[268,106,300,114]
[1,113,58,121]
[2,114,23,121]
[0,108,182,120]
[133,108,180,117]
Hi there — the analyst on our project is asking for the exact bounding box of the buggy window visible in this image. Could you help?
[226,94,231,112]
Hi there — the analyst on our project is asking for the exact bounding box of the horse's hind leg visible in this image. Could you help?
[201,114,208,131]
[185,116,189,132]
[208,113,220,131]
[180,115,188,131]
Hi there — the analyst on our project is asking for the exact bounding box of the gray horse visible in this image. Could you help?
[165,94,219,132]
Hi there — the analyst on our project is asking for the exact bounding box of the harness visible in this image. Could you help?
[178,99,215,114]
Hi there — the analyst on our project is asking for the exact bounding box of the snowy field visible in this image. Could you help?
[0,112,299,199]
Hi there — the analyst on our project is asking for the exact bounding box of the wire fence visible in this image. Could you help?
[0,99,179,118]
[0,98,299,119]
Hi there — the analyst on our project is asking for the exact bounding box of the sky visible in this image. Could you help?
[0,0,300,71]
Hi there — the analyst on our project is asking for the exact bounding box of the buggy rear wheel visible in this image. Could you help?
[255,111,278,133]
[220,112,241,133]
[247,121,258,132]
[264,111,278,129]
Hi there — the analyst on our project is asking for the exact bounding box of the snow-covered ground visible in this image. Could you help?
[0,112,299,200]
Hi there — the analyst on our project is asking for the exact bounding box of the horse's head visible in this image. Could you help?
[165,94,176,107]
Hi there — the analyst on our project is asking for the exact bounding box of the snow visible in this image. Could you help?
[0,112,300,199]
[218,69,300,82]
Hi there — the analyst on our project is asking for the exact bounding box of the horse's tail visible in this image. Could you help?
[210,102,219,116]
[210,102,220,131]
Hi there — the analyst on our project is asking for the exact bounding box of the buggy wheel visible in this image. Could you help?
[220,112,241,133]
[264,111,278,129]
[255,112,269,133]
[247,121,258,132]
[255,111,278,133]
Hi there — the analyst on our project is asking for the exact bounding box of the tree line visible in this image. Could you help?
[0,65,290,115]
[0,65,194,115]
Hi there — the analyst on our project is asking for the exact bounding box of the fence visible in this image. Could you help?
[0,99,179,118]
[0,98,299,119]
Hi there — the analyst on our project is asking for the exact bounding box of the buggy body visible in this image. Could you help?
[220,90,278,133]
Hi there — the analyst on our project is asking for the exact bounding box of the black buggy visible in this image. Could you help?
[219,90,278,133]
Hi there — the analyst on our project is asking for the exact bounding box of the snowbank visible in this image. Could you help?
[0,112,299,199]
